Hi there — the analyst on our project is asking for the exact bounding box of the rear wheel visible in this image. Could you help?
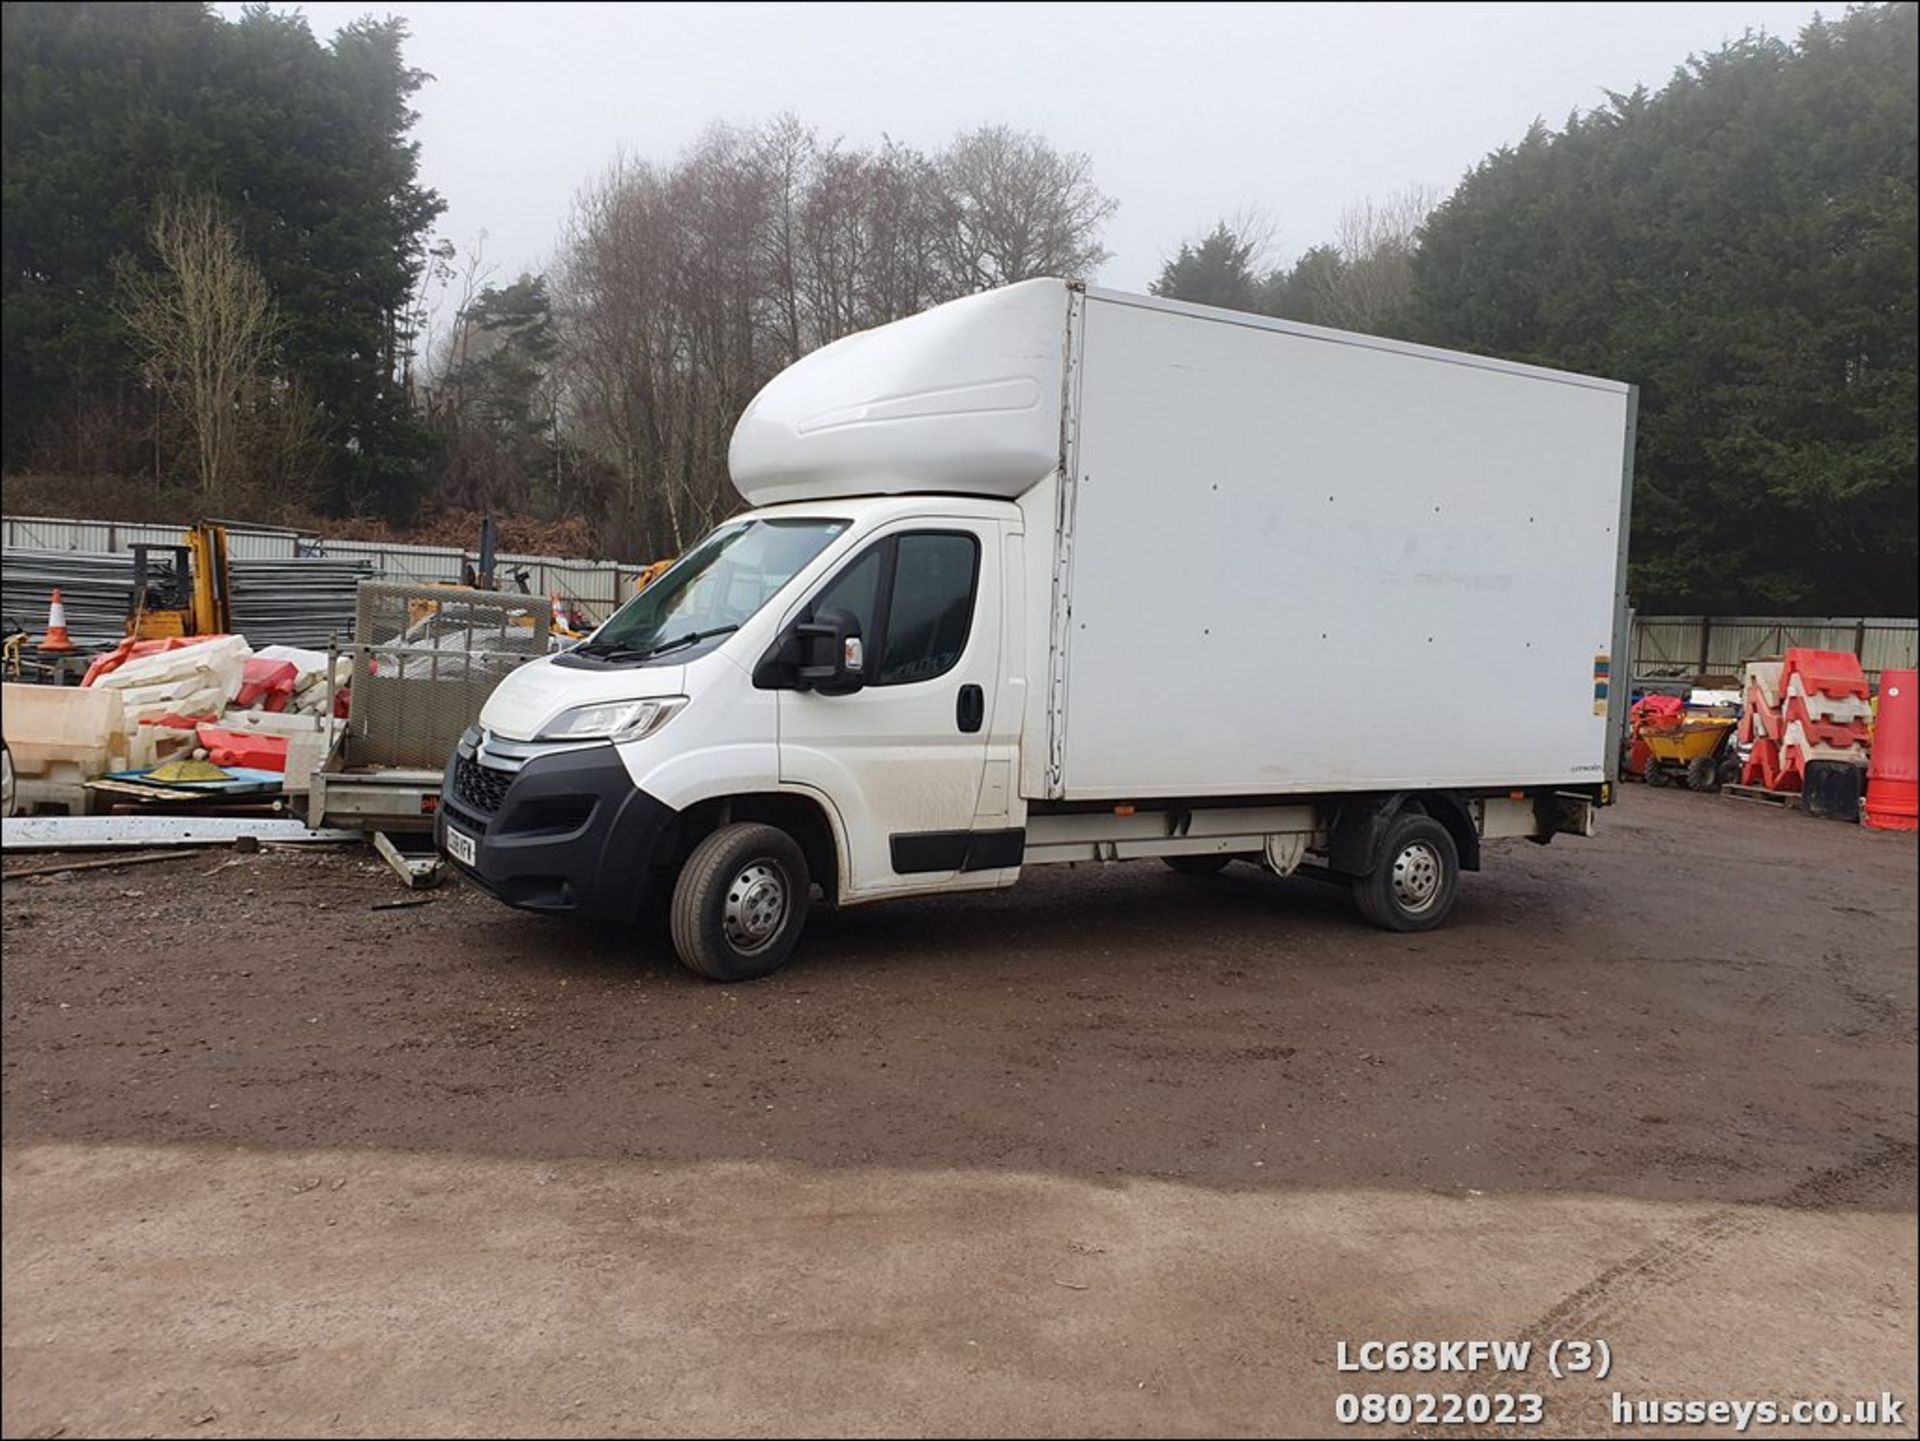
[1163,853,1233,876]
[1352,812,1460,933]
[1645,762,1673,788]
[669,822,811,981]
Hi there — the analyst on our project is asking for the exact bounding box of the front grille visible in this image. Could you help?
[453,755,512,817]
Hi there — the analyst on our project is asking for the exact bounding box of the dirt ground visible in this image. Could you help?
[3,786,1916,1438]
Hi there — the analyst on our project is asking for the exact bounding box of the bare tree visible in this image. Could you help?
[547,119,1119,559]
[419,233,496,408]
[1312,184,1439,335]
[933,125,1116,290]
[244,371,330,515]
[753,115,815,364]
[115,194,323,510]
[555,155,688,555]
[399,238,457,398]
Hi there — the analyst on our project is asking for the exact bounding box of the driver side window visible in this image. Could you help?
[803,531,980,688]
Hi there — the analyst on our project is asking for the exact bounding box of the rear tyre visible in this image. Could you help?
[669,822,811,982]
[1163,853,1233,876]
[1352,812,1460,933]
[1645,762,1673,788]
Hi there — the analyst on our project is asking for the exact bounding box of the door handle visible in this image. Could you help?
[956,683,984,734]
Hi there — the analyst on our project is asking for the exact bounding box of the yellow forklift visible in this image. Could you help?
[127,523,233,639]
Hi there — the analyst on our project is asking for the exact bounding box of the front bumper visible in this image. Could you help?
[436,729,678,918]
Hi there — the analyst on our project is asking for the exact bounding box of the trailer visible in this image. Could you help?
[307,580,550,833]
[435,279,1635,979]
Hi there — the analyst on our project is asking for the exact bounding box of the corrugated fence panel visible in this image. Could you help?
[1634,615,1918,684]
[224,530,301,560]
[5,517,114,551]
[515,557,633,617]
[1861,623,1920,676]
[311,539,466,585]
[10,514,1916,680]
[121,524,198,553]
[2,514,300,557]
[1632,620,1703,673]
[2,518,636,603]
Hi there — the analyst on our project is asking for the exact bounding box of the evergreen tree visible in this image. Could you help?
[1261,245,1347,327]
[1152,224,1263,312]
[1413,4,1917,613]
[2,1,445,518]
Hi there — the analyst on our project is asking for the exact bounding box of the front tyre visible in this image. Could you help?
[1352,811,1460,933]
[670,822,811,981]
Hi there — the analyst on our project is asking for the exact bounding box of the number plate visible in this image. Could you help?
[445,827,477,866]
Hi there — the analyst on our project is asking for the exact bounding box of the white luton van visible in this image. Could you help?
[438,279,1635,980]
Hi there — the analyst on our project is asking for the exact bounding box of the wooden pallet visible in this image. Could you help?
[1724,783,1801,810]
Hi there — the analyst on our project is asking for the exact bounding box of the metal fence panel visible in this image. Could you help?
[2,515,639,605]
[525,559,633,618]
[116,523,192,550]
[4,517,114,551]
[1633,615,1918,686]
[223,530,301,560]
[1,549,140,645]
[27,508,1909,685]
[1861,623,1920,676]
[1631,620,1703,674]
[2,545,372,649]
[229,557,375,648]
[345,580,548,768]
[314,539,467,586]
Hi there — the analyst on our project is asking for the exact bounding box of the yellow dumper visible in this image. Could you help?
[1641,715,1740,792]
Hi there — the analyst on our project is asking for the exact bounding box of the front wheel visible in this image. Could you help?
[1352,812,1460,933]
[669,822,811,981]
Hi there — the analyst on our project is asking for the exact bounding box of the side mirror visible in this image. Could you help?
[794,607,865,695]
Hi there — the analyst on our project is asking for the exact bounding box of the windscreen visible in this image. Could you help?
[575,517,848,664]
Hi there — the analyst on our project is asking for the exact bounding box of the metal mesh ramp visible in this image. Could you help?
[344,581,549,769]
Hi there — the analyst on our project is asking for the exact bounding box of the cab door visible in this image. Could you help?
[775,519,1008,898]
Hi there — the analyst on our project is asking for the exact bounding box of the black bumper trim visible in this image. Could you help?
[438,732,677,918]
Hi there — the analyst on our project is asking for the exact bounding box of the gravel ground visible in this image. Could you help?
[3,785,1915,1437]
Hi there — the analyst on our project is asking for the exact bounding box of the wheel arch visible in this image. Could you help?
[672,789,845,905]
[1328,790,1481,875]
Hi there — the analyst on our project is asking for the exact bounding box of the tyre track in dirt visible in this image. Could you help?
[1444,1135,1918,1439]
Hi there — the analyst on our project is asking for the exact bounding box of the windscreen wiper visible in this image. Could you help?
[637,625,739,660]
[573,641,655,661]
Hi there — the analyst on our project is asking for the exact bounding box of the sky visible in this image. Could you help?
[216,0,1828,292]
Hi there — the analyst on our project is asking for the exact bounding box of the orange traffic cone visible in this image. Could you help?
[36,588,76,653]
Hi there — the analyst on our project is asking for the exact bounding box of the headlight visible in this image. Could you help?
[537,696,688,743]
